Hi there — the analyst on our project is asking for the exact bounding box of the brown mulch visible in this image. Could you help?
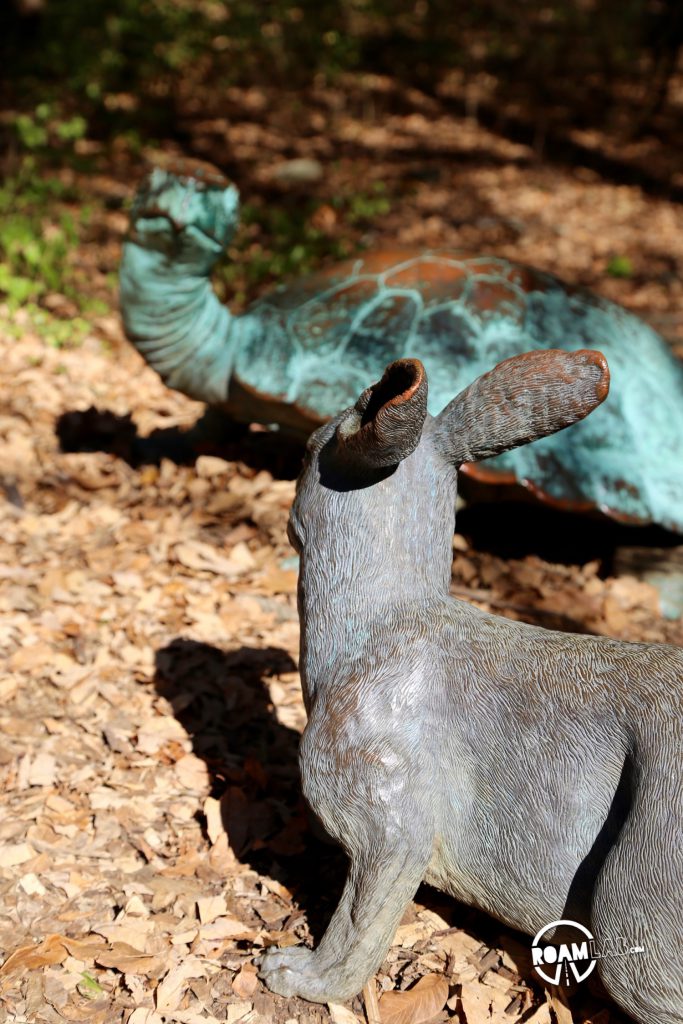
[1,86,682,1024]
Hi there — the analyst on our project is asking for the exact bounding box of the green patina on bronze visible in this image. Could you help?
[119,163,683,533]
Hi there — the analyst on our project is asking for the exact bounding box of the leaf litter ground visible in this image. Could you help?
[1,81,683,1024]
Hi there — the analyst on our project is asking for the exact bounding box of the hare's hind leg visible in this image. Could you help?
[591,757,683,1024]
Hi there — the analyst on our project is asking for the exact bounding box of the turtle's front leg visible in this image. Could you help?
[259,834,430,1003]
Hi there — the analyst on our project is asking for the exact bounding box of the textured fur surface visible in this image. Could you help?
[259,353,683,1022]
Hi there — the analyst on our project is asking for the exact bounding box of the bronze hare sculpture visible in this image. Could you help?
[259,349,683,1023]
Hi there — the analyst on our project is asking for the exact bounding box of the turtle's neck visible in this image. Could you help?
[119,239,237,405]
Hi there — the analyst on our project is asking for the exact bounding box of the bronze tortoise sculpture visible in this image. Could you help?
[119,162,683,533]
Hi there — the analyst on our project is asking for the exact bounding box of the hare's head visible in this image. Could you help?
[288,349,609,567]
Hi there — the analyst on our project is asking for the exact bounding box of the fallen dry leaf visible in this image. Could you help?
[128,1011,165,1024]
[95,919,156,949]
[232,962,259,998]
[394,921,432,949]
[197,894,228,924]
[548,989,575,1024]
[379,973,449,1024]
[196,455,232,478]
[328,1002,363,1024]
[18,871,46,896]
[203,795,224,845]
[155,957,210,1012]
[0,935,68,986]
[175,753,211,791]
[175,540,255,577]
[171,1012,225,1024]
[61,936,108,960]
[363,977,383,1024]
[226,1004,253,1024]
[0,842,36,867]
[524,1006,552,1024]
[459,979,512,1023]
[25,751,58,786]
[208,832,242,874]
[94,942,164,975]
[200,916,253,941]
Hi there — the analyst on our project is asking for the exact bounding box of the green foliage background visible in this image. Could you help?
[3,0,679,136]
[0,0,679,341]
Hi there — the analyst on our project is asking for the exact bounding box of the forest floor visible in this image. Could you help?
[1,75,683,1024]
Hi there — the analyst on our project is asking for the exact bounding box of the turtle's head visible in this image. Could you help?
[128,160,240,274]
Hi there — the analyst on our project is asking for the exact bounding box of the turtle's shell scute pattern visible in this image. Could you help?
[242,251,550,410]
[233,250,683,530]
[237,250,569,419]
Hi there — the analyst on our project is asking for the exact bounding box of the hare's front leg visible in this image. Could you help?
[260,832,430,1003]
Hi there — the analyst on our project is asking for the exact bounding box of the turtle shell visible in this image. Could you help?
[231,250,683,531]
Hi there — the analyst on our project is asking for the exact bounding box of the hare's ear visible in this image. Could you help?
[434,349,609,465]
[335,358,428,470]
